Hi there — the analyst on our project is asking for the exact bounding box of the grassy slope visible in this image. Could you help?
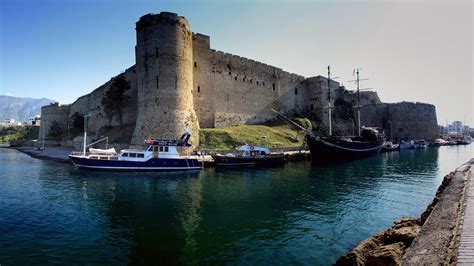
[199,125,304,150]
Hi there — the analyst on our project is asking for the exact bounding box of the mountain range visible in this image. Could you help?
[0,96,56,122]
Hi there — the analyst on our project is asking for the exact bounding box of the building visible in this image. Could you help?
[39,12,439,146]
[449,121,463,134]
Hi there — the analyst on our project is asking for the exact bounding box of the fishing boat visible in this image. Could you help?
[381,141,400,152]
[400,140,414,149]
[413,140,428,149]
[211,144,285,167]
[429,139,448,147]
[69,131,201,171]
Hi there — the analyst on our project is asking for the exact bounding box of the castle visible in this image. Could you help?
[39,12,439,147]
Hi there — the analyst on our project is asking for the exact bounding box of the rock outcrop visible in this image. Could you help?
[335,217,421,265]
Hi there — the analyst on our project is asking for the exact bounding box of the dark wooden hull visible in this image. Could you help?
[212,154,285,167]
[211,156,256,167]
[306,136,384,163]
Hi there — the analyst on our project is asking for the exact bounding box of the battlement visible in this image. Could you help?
[209,49,304,80]
[136,12,190,31]
[41,103,71,113]
[38,11,439,146]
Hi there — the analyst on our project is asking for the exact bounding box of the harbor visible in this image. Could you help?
[1,1,472,265]
[1,144,473,264]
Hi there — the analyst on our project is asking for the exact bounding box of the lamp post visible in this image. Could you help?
[83,113,92,156]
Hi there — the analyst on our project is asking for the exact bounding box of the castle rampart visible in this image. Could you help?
[39,11,439,147]
[38,103,71,142]
[131,12,199,145]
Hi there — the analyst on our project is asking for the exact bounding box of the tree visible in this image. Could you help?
[48,120,63,141]
[101,75,131,127]
[69,112,84,136]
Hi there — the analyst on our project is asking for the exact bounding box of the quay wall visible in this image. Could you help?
[335,159,474,265]
[39,11,440,147]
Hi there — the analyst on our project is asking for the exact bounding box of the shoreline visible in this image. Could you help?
[6,145,310,166]
[335,158,474,265]
[9,146,73,164]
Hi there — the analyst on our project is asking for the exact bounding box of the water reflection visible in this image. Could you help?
[0,145,472,265]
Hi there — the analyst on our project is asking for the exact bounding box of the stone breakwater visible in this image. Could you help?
[335,159,474,265]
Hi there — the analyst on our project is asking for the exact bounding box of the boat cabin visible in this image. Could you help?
[238,145,270,158]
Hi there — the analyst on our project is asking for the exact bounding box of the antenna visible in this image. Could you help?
[347,68,369,136]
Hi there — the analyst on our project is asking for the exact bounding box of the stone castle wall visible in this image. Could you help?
[39,12,440,147]
[38,103,71,141]
[39,66,137,143]
[193,43,305,128]
[131,13,199,145]
[387,102,438,140]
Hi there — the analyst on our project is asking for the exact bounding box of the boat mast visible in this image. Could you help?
[327,66,332,136]
[348,68,368,137]
[42,125,45,150]
[356,69,361,137]
[83,113,91,156]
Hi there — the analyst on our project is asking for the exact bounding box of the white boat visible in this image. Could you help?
[211,144,285,167]
[413,140,428,149]
[400,140,414,149]
[69,137,201,171]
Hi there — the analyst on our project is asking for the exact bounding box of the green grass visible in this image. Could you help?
[199,125,304,150]
[0,125,39,143]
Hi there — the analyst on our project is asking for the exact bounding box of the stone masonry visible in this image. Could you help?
[39,12,439,147]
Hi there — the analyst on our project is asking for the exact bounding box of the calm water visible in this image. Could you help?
[0,146,473,265]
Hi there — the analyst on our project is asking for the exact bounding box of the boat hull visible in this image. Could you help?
[212,155,285,167]
[306,136,384,163]
[212,156,255,167]
[69,155,202,171]
[381,145,400,153]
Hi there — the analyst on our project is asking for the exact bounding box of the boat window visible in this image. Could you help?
[122,153,129,157]
[137,153,144,158]
[159,146,163,152]
[165,147,169,152]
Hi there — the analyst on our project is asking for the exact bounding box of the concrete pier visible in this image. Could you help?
[457,161,474,264]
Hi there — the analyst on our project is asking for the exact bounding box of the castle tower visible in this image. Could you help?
[131,12,199,146]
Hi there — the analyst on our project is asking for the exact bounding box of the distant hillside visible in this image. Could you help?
[0,96,56,122]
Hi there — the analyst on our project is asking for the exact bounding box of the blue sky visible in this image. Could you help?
[1,0,472,126]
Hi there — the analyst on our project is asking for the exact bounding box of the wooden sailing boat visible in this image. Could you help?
[273,67,385,163]
[305,67,385,163]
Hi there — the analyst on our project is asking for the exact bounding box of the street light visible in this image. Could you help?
[83,113,92,156]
